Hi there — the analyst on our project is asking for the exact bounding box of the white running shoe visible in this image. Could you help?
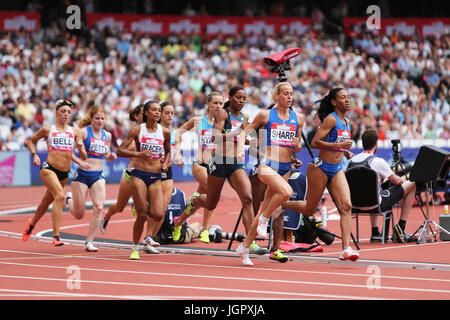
[256,215,270,238]
[65,192,72,207]
[143,244,160,254]
[339,247,359,262]
[85,241,98,252]
[272,206,283,219]
[236,243,254,266]
[143,235,160,247]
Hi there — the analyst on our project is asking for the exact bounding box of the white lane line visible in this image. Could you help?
[0,260,450,295]
[0,249,449,284]
[0,275,390,300]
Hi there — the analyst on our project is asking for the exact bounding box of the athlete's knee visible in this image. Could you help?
[205,198,218,211]
[302,206,316,217]
[339,200,352,215]
[53,192,65,206]
[205,202,217,211]
[280,185,293,202]
[149,210,164,222]
[92,203,104,215]
[240,192,253,208]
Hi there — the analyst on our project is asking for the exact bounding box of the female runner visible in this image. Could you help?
[281,87,358,261]
[117,100,171,260]
[172,92,224,243]
[23,99,87,246]
[65,105,116,252]
[236,82,305,266]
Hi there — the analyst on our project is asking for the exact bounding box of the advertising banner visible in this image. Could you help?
[0,11,40,32]
[0,151,30,186]
[343,17,450,38]
[86,13,311,36]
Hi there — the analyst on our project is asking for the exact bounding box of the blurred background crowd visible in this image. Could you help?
[0,0,448,152]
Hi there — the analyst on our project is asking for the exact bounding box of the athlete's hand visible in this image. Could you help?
[75,137,83,148]
[32,154,40,167]
[339,140,353,150]
[344,149,354,160]
[106,152,117,162]
[78,160,91,170]
[140,150,153,160]
[292,158,302,168]
[173,152,184,167]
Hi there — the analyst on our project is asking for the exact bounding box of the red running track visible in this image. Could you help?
[1,183,450,302]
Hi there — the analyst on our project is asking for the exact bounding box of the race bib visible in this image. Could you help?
[332,129,351,151]
[88,138,109,157]
[270,123,296,147]
[140,136,164,159]
[50,131,74,152]
[230,120,243,142]
[335,129,351,143]
[200,129,215,150]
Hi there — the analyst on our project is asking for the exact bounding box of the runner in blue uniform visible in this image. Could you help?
[99,105,143,234]
[66,105,116,252]
[236,82,305,266]
[172,92,224,243]
[281,87,359,262]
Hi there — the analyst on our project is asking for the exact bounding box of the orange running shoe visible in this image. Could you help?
[52,236,64,247]
[22,218,33,241]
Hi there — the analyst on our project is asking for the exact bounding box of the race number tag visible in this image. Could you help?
[200,129,215,150]
[88,138,109,157]
[230,120,243,142]
[333,129,351,151]
[50,131,75,152]
[335,129,351,143]
[140,137,164,159]
[270,123,296,147]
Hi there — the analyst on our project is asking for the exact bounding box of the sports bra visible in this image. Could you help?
[222,108,245,142]
[135,123,164,159]
[47,124,75,152]
[84,126,109,159]
[197,115,215,150]
[265,107,298,149]
[323,112,351,152]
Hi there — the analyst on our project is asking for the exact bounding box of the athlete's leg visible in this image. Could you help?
[39,169,67,238]
[227,169,254,234]
[281,163,328,216]
[86,178,106,242]
[146,178,173,237]
[129,176,149,247]
[67,180,89,220]
[257,164,292,219]
[193,163,214,231]
[104,175,132,221]
[327,170,353,250]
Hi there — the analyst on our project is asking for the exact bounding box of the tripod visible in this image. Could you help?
[412,181,450,243]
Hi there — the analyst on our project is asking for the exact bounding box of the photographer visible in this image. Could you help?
[347,129,416,243]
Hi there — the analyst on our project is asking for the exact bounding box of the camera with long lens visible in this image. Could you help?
[390,139,413,178]
[391,139,402,162]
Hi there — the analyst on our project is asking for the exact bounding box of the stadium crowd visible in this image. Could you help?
[0,19,449,152]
